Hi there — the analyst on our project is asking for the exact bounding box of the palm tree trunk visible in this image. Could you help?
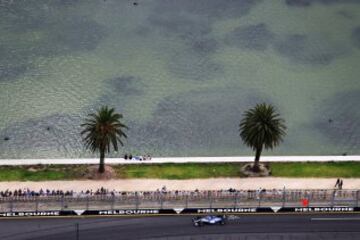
[253,146,262,172]
[99,149,105,173]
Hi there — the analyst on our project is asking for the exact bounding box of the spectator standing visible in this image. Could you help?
[339,179,343,190]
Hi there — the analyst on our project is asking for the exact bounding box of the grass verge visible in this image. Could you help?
[114,163,244,179]
[0,162,359,181]
[270,162,360,178]
[0,165,87,181]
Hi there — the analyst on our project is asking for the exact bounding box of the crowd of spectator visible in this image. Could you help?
[0,189,74,198]
[0,187,122,198]
[124,154,152,161]
[0,187,353,200]
[0,187,268,198]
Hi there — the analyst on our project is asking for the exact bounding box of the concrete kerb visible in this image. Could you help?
[0,155,359,166]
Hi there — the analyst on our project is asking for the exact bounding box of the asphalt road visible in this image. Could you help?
[0,214,360,240]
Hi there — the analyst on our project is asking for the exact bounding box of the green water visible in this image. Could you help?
[0,0,359,158]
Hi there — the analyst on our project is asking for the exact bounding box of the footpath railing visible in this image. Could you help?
[0,189,359,212]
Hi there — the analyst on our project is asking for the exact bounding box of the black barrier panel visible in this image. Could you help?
[256,208,274,213]
[183,208,271,214]
[0,210,75,217]
[1,207,359,217]
[181,208,198,214]
[60,210,77,216]
[83,209,177,216]
[279,207,360,213]
[159,209,178,214]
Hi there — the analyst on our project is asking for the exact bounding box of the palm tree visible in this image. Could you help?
[239,103,286,172]
[81,106,128,173]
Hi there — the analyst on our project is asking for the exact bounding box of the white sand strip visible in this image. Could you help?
[0,178,359,191]
[0,156,359,165]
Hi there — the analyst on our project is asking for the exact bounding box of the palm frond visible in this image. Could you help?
[80,106,128,154]
[239,103,286,151]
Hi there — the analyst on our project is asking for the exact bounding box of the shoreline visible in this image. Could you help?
[0,155,359,165]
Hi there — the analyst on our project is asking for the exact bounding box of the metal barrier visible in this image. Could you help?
[0,189,359,212]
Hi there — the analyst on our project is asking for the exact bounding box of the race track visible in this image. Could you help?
[1,214,360,240]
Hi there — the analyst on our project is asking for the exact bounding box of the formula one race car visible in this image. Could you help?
[192,215,226,227]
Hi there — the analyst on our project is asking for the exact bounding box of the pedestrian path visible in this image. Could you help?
[0,155,359,165]
[0,177,359,191]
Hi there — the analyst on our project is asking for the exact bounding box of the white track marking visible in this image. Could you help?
[311,217,360,221]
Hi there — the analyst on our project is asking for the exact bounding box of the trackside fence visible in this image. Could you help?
[0,189,359,212]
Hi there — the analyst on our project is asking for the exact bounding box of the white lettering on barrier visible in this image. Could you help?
[99,209,159,215]
[0,211,60,217]
[295,207,354,212]
[197,208,256,213]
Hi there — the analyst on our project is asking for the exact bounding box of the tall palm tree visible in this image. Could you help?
[239,103,286,172]
[81,106,128,173]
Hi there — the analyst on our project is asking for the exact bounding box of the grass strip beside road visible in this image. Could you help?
[270,162,360,178]
[0,162,359,181]
[115,163,244,179]
[117,162,360,179]
[0,165,88,181]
